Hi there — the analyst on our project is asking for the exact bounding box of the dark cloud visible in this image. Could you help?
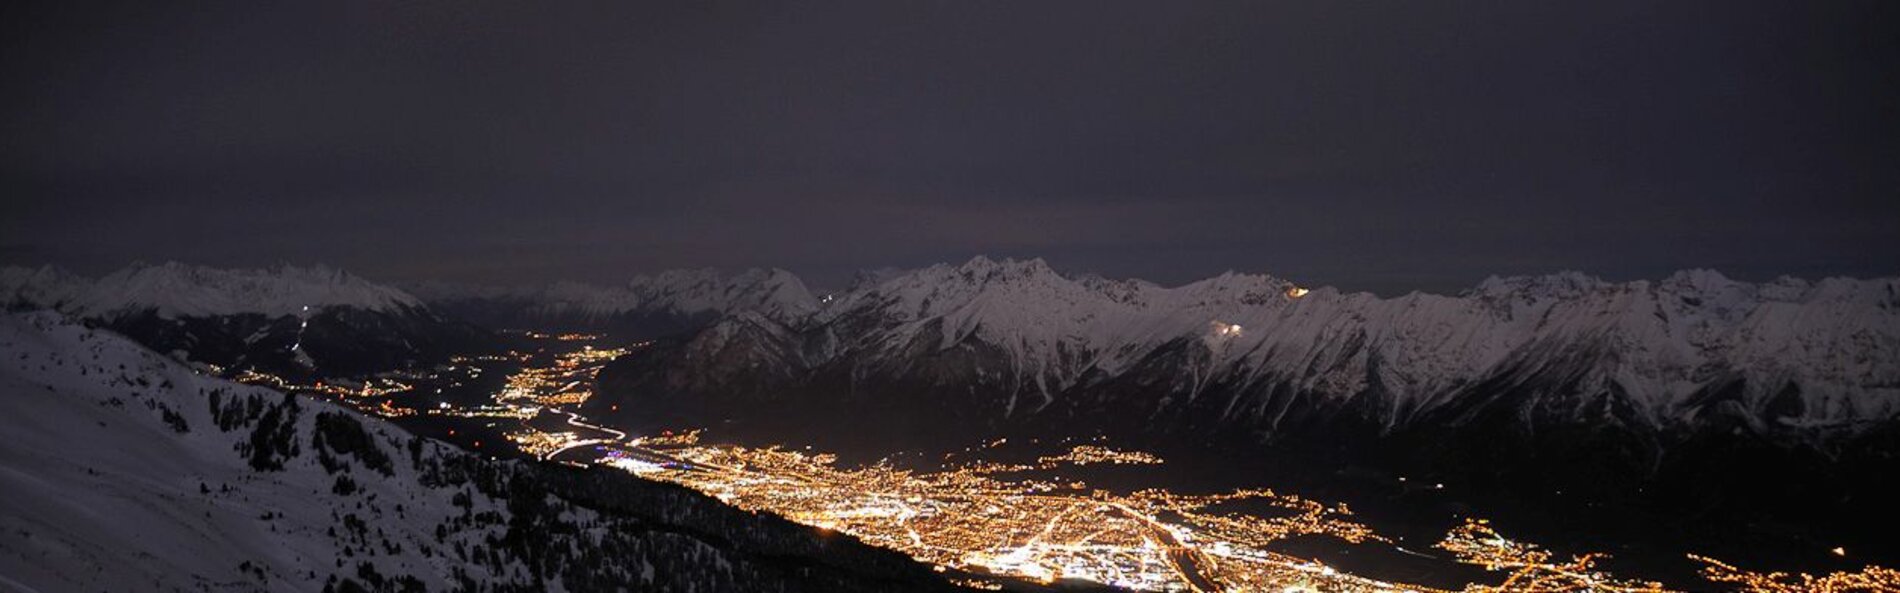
[4,0,1897,294]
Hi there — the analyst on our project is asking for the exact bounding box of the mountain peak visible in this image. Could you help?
[11,263,423,319]
[626,267,818,318]
[1470,270,1606,300]
[951,256,1058,281]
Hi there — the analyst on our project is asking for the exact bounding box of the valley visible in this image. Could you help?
[9,261,1896,591]
[232,328,1896,593]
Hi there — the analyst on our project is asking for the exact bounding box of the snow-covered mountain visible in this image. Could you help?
[596,257,1898,430]
[411,268,817,338]
[17,262,423,318]
[2,263,492,379]
[0,311,966,592]
[587,257,1900,502]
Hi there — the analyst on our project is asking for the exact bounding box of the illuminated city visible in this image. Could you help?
[226,332,1900,592]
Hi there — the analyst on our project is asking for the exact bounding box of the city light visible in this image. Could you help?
[226,330,1895,593]
[1211,321,1244,338]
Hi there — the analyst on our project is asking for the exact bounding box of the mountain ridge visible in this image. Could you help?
[2,262,489,380]
[2,261,425,318]
[580,256,1900,451]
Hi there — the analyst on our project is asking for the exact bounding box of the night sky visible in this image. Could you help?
[4,1,1896,294]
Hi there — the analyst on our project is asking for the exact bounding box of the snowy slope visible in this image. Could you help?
[0,311,961,592]
[0,311,462,592]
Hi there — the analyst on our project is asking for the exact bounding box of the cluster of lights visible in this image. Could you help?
[513,331,610,342]
[449,353,528,364]
[1038,445,1162,467]
[1691,554,1900,593]
[1436,521,1900,593]
[233,370,412,399]
[633,429,704,447]
[1211,321,1244,338]
[940,445,1162,477]
[493,343,628,407]
[589,440,1429,592]
[231,326,1897,593]
[1438,519,1669,592]
[505,429,600,459]
[586,434,1898,593]
[369,399,417,418]
[430,404,536,420]
[230,370,417,418]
